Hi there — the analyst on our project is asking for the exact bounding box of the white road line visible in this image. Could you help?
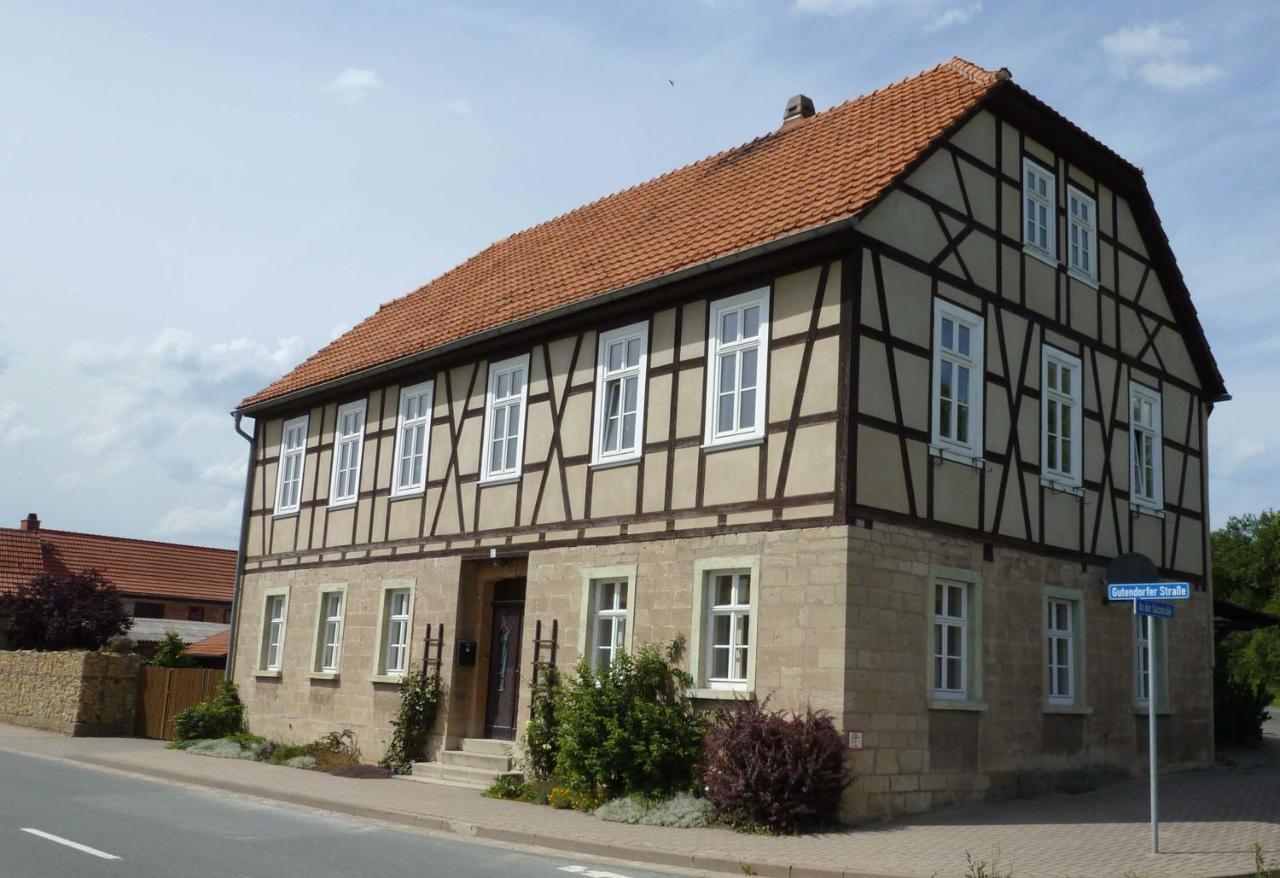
[20,828,121,860]
[558,865,634,878]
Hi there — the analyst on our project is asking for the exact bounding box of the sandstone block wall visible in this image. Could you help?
[0,650,142,735]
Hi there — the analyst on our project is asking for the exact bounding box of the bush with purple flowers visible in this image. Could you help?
[702,701,851,833]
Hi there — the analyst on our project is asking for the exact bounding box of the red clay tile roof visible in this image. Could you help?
[241,58,1006,409]
[0,526,235,602]
[186,628,230,657]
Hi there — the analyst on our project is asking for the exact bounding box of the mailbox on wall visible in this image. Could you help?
[456,640,477,666]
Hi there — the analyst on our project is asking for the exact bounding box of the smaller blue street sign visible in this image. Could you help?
[1107,582,1191,601]
[1134,600,1175,619]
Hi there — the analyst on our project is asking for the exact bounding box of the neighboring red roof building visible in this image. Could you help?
[0,513,235,605]
[186,629,229,658]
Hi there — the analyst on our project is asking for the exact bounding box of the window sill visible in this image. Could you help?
[328,498,357,510]
[929,445,986,470]
[309,671,340,681]
[927,698,988,712]
[589,454,641,471]
[1131,503,1166,520]
[702,436,764,454]
[1135,706,1173,717]
[479,473,522,487]
[389,489,426,502]
[369,674,405,685]
[272,510,300,520]
[1044,703,1092,715]
[690,686,753,701]
[1040,477,1084,497]
[1023,245,1059,270]
[254,670,282,679]
[1067,268,1099,289]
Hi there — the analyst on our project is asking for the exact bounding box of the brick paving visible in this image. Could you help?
[1,721,1276,878]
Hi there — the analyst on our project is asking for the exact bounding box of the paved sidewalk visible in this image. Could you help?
[1,722,1276,878]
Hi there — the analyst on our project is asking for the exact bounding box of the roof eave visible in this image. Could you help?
[236,214,861,417]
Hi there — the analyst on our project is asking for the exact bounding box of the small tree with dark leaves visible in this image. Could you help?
[150,630,196,667]
[1,570,130,651]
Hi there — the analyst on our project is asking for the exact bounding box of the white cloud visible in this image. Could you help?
[1100,23,1224,91]
[325,68,384,103]
[444,98,474,117]
[157,498,242,540]
[927,2,981,31]
[793,0,889,13]
[199,457,247,488]
[0,401,41,447]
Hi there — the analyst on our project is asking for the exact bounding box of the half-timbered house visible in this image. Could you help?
[229,59,1226,819]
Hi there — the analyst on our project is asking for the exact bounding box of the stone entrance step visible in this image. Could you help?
[396,738,520,790]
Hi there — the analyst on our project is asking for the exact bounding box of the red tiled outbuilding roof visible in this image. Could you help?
[186,629,230,658]
[0,523,235,603]
[241,58,1006,409]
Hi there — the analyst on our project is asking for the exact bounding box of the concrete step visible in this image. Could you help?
[459,738,514,757]
[400,761,516,790]
[439,749,513,771]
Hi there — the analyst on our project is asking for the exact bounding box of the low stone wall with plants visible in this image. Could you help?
[0,649,142,735]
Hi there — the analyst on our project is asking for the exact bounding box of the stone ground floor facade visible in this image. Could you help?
[230,519,1213,821]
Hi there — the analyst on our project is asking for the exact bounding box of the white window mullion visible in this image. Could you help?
[329,400,367,507]
[1129,383,1164,511]
[593,322,648,464]
[1023,158,1056,260]
[932,300,984,459]
[392,381,433,497]
[1041,347,1082,487]
[482,355,529,482]
[705,289,769,447]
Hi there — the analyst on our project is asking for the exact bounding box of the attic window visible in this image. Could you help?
[1067,186,1097,283]
[1023,158,1056,260]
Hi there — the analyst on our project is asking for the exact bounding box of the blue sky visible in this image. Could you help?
[2,1,1277,547]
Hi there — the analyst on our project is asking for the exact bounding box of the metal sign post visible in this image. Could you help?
[1105,555,1190,857]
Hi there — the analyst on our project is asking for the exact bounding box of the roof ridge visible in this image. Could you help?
[1,526,237,556]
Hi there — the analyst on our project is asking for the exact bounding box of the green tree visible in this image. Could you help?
[1211,511,1280,694]
[150,631,196,667]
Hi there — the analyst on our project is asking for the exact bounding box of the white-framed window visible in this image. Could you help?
[705,288,770,447]
[391,380,434,497]
[1067,186,1097,281]
[481,354,530,482]
[311,587,347,675]
[372,582,414,680]
[1041,347,1082,486]
[1023,158,1056,259]
[1047,598,1074,705]
[932,580,967,699]
[690,557,760,696]
[1136,614,1152,704]
[1134,614,1167,710]
[592,580,629,670]
[274,415,309,515]
[328,400,367,507]
[1129,382,1164,511]
[258,588,290,673]
[931,299,984,458]
[592,322,648,464]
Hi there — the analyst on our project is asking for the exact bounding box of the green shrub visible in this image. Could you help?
[521,666,561,781]
[150,631,196,667]
[554,639,705,800]
[172,681,243,742]
[1215,637,1273,745]
[285,755,317,769]
[379,672,444,773]
[185,738,256,760]
[485,774,528,800]
[269,743,313,765]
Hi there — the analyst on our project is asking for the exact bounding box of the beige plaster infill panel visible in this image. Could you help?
[784,422,837,497]
[773,265,825,338]
[702,445,759,506]
[591,464,640,519]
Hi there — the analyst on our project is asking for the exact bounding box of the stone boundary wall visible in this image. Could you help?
[0,650,142,736]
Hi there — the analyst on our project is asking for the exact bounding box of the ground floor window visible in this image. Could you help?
[259,589,289,673]
[592,579,629,670]
[1047,598,1074,704]
[708,571,752,687]
[925,568,982,705]
[312,588,346,674]
[1135,615,1167,709]
[373,582,414,679]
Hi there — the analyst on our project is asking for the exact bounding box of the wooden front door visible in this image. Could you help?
[483,579,525,740]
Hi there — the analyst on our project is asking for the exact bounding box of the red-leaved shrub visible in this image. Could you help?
[702,701,851,833]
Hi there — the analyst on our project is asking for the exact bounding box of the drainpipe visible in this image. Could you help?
[225,411,257,681]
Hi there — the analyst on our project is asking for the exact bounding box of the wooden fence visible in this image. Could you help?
[135,666,223,740]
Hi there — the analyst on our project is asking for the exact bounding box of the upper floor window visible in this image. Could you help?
[593,322,648,464]
[931,300,984,458]
[1129,382,1163,511]
[392,381,434,497]
[274,415,308,515]
[705,288,770,447]
[329,400,366,507]
[1041,347,1082,487]
[1067,187,1097,282]
[1023,158,1056,259]
[481,354,530,482]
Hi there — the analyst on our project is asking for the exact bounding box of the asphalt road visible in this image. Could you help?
[0,751,683,878]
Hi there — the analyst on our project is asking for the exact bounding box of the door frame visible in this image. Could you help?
[482,577,526,740]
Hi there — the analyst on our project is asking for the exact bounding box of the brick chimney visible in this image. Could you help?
[19,512,39,532]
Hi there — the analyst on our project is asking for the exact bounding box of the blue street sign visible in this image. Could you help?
[1107,582,1191,601]
[1134,600,1175,619]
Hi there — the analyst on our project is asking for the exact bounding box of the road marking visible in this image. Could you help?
[20,828,121,860]
[558,865,634,878]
